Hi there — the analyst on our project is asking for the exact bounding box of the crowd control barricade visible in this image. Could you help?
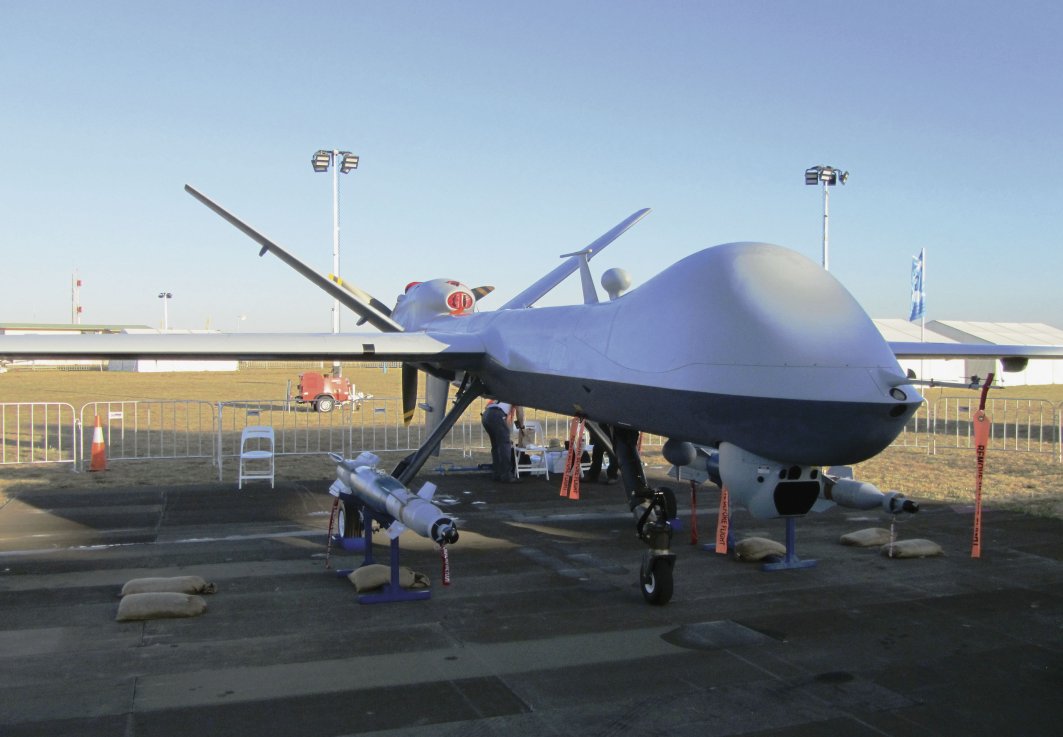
[930,396,1060,458]
[0,402,78,467]
[78,400,217,471]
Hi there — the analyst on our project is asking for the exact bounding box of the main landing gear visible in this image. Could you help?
[608,425,678,605]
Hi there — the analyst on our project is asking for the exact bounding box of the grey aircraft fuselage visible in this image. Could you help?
[420,241,923,467]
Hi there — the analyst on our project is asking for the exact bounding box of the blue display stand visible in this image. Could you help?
[700,528,735,555]
[761,517,817,572]
[334,505,431,604]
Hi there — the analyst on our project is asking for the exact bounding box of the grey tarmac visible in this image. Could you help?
[1,465,1060,736]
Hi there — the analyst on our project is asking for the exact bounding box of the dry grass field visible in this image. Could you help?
[2,364,1061,518]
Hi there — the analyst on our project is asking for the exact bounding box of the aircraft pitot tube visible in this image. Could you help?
[328,451,459,545]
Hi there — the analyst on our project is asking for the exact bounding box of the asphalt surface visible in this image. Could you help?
[1,462,1061,736]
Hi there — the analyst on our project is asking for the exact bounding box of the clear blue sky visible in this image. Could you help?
[3,1,1061,332]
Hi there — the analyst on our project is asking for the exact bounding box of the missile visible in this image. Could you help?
[821,470,919,514]
[328,451,459,545]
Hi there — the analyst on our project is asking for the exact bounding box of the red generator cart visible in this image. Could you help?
[294,372,353,413]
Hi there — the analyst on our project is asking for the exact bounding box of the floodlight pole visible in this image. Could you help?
[158,292,172,331]
[805,165,848,271]
[331,156,340,336]
[822,182,830,272]
[312,149,359,377]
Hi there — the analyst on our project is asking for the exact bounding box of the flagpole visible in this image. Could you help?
[920,248,926,342]
[921,249,926,382]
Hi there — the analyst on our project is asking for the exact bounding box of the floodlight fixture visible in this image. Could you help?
[805,165,848,187]
[311,150,332,172]
[339,152,359,173]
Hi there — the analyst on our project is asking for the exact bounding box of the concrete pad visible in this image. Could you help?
[0,466,1060,735]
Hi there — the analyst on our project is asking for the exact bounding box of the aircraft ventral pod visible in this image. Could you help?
[3,184,1062,605]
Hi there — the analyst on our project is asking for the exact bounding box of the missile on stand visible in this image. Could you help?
[329,451,459,545]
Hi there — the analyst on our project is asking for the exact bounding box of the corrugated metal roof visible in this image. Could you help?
[928,321,1063,345]
[873,319,958,343]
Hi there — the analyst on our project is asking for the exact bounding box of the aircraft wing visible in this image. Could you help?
[499,208,651,310]
[890,341,1063,375]
[185,185,403,333]
[0,331,486,365]
[890,342,1063,361]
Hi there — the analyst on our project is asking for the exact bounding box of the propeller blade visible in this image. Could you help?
[330,274,394,317]
[401,364,418,426]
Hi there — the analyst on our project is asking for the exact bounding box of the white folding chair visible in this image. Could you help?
[512,420,550,479]
[238,425,275,489]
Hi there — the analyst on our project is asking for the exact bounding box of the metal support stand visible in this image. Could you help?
[761,517,817,572]
[335,506,431,604]
[700,529,735,556]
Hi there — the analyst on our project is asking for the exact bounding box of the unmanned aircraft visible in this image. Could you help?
[5,185,1062,605]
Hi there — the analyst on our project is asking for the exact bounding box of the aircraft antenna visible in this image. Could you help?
[559,248,599,304]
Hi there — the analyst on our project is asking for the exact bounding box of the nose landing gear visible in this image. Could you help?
[598,424,680,605]
[633,486,677,605]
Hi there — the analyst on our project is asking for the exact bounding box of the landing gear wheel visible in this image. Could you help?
[335,499,362,539]
[640,553,675,605]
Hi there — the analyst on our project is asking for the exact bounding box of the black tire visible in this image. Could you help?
[640,556,674,605]
[335,500,361,539]
[316,395,335,413]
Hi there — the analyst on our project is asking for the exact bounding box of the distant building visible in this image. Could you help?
[0,322,146,369]
[108,329,238,372]
[873,319,961,384]
[874,319,1063,386]
[0,324,238,372]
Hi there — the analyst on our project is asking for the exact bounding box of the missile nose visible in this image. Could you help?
[434,520,459,545]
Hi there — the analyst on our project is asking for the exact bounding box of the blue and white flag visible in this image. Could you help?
[908,248,926,322]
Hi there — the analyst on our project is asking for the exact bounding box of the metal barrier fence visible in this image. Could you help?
[1,402,78,466]
[929,396,1061,458]
[3,395,1062,474]
[79,401,217,469]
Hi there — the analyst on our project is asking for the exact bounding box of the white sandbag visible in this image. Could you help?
[116,592,208,622]
[348,564,430,592]
[880,539,944,559]
[840,528,893,547]
[734,537,786,561]
[120,576,217,596]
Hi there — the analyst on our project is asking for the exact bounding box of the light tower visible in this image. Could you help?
[158,292,173,330]
[311,149,360,376]
[804,165,849,271]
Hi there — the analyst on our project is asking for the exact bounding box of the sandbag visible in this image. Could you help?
[116,592,208,622]
[121,576,217,596]
[347,564,430,592]
[840,528,893,547]
[733,537,786,561]
[881,539,944,559]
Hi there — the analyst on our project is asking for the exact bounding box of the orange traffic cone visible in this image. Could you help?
[89,415,107,472]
